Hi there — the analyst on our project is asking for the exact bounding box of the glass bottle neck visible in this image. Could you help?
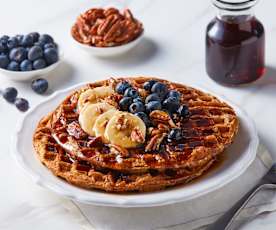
[216,8,254,22]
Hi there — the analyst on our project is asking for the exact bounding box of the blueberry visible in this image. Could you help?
[34,41,45,49]
[0,40,8,53]
[167,90,180,100]
[9,47,27,62]
[178,105,190,118]
[7,37,18,49]
[39,34,54,44]
[115,81,130,94]
[151,82,168,98]
[0,54,9,68]
[28,46,43,61]
[129,102,145,114]
[31,78,48,94]
[119,97,133,111]
[146,101,161,113]
[21,34,34,47]
[143,80,157,91]
[2,87,18,103]
[20,60,32,71]
[15,98,29,112]
[44,43,57,49]
[135,112,151,127]
[145,93,161,104]
[124,88,138,98]
[162,97,180,113]
[7,61,19,71]
[133,97,143,103]
[0,35,9,42]
[29,32,40,42]
[33,58,46,70]
[44,48,58,65]
[167,128,182,142]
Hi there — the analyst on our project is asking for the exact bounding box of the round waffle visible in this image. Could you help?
[33,77,238,192]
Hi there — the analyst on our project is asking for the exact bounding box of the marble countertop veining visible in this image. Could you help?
[1,0,276,229]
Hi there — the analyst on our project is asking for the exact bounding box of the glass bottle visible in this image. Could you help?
[206,0,265,85]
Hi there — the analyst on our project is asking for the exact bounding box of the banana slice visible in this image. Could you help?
[93,109,119,143]
[79,102,116,136]
[105,112,146,148]
[78,86,115,111]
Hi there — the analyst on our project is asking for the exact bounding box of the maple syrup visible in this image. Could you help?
[206,0,265,85]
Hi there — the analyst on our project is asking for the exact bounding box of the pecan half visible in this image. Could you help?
[145,133,167,152]
[109,144,129,157]
[149,110,177,128]
[131,127,145,143]
[67,121,87,139]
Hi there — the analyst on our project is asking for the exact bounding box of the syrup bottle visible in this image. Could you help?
[206,0,265,85]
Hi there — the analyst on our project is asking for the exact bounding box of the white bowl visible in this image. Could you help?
[11,82,259,207]
[0,50,63,82]
[72,32,144,57]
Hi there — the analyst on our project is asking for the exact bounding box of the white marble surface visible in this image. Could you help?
[1,0,276,229]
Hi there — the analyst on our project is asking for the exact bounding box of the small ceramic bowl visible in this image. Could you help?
[72,32,144,57]
[0,50,63,82]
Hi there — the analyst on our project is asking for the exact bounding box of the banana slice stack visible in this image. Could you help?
[78,86,146,148]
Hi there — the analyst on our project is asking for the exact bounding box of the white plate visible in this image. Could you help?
[72,32,144,57]
[0,50,63,82]
[11,82,259,207]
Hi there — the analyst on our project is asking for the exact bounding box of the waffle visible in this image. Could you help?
[33,77,238,192]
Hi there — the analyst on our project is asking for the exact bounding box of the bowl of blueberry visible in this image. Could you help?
[0,33,62,81]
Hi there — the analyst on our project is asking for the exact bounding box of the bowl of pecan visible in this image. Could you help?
[71,8,144,57]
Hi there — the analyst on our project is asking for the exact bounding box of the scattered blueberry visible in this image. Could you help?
[119,97,133,111]
[143,80,157,91]
[145,93,161,104]
[133,97,143,103]
[44,43,56,49]
[33,58,46,70]
[21,34,34,47]
[115,81,130,94]
[15,34,23,43]
[135,112,151,127]
[2,87,18,103]
[15,98,29,112]
[28,45,43,61]
[20,60,32,71]
[0,54,9,68]
[31,78,48,94]
[9,47,27,62]
[39,34,54,44]
[167,128,182,142]
[7,37,18,49]
[162,97,180,113]
[167,90,180,100]
[146,101,161,113]
[151,82,168,98]
[29,32,40,42]
[178,105,190,118]
[129,102,145,114]
[7,61,19,71]
[124,88,138,98]
[44,48,58,65]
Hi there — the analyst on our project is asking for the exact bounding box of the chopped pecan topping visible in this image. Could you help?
[131,127,145,143]
[115,114,129,130]
[87,136,103,147]
[149,110,177,128]
[67,121,88,139]
[145,133,167,152]
[71,8,143,47]
[109,144,129,157]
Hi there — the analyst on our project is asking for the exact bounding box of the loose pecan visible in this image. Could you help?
[109,144,129,157]
[131,127,145,143]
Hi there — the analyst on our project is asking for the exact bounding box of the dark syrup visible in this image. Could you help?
[206,15,265,85]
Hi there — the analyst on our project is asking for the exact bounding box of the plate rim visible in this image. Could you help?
[11,82,259,207]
